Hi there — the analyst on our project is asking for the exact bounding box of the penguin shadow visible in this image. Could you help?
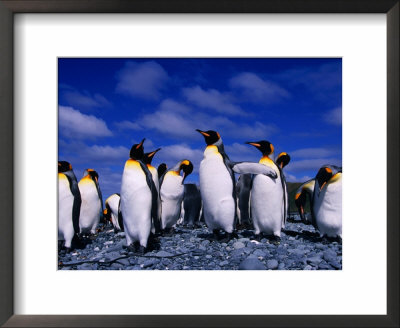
[237,229,254,238]
[281,229,341,244]
[197,230,238,242]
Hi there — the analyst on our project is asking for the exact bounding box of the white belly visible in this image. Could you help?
[120,163,152,247]
[106,194,121,230]
[251,174,284,236]
[58,175,75,248]
[199,153,235,232]
[160,173,184,229]
[313,178,342,237]
[79,180,101,234]
[149,166,161,231]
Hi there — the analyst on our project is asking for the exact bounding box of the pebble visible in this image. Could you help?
[233,241,245,249]
[59,220,342,271]
[266,259,279,270]
[239,258,266,270]
[143,259,159,268]
[156,251,173,257]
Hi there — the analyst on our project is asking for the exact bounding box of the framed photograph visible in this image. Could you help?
[0,1,398,327]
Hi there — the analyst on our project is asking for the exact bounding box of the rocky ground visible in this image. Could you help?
[58,216,342,270]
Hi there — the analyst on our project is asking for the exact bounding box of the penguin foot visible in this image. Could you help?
[253,232,263,242]
[271,237,281,245]
[162,228,174,237]
[138,245,146,255]
[212,229,220,240]
[124,243,137,253]
[219,232,234,243]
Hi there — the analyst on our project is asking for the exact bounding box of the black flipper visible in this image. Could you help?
[117,198,124,232]
[95,181,104,213]
[159,170,167,187]
[139,161,161,233]
[217,144,238,228]
[65,172,81,234]
[278,166,288,226]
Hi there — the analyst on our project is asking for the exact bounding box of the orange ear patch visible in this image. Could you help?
[181,160,190,166]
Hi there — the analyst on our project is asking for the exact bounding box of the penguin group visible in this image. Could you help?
[58,129,342,255]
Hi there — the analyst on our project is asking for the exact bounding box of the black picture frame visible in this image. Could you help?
[0,1,398,327]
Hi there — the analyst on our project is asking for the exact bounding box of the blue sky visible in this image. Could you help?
[58,58,342,199]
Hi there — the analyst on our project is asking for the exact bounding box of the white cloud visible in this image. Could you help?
[59,140,129,165]
[225,142,260,162]
[155,144,204,173]
[289,147,340,158]
[114,98,278,141]
[285,173,313,183]
[84,145,129,162]
[229,72,290,103]
[323,107,342,126]
[183,86,246,116]
[58,106,112,139]
[115,120,143,131]
[61,88,111,109]
[115,61,169,100]
[287,158,342,173]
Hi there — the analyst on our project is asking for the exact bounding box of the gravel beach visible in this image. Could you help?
[58,216,342,271]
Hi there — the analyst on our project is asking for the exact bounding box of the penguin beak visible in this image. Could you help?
[246,141,261,148]
[196,129,210,137]
[136,138,145,149]
[319,182,327,192]
[182,172,188,184]
[148,148,161,158]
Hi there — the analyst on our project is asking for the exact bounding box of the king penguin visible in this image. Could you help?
[120,139,155,252]
[275,152,291,228]
[159,160,193,233]
[294,179,315,223]
[236,174,253,229]
[104,193,123,232]
[78,169,103,235]
[58,161,81,250]
[143,148,162,234]
[181,184,202,228]
[312,165,342,238]
[246,140,285,241]
[196,129,277,241]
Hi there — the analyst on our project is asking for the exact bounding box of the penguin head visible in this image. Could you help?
[315,165,342,192]
[157,163,167,177]
[245,140,274,157]
[129,138,145,160]
[179,160,193,184]
[196,129,221,145]
[276,152,291,169]
[143,148,161,165]
[84,169,99,183]
[58,161,72,173]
